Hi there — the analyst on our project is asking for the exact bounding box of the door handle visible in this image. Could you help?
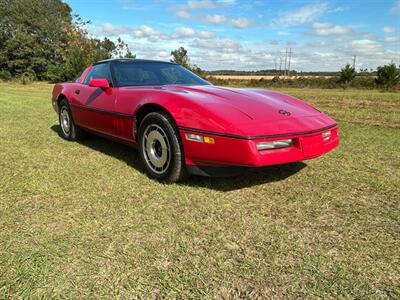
[75,89,80,95]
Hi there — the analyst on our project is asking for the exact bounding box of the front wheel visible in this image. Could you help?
[138,111,187,182]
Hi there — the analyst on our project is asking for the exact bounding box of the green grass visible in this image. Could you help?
[0,82,399,298]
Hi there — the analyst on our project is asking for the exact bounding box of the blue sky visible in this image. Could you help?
[66,0,400,71]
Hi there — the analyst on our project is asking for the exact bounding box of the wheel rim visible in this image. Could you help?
[60,106,71,135]
[142,124,171,175]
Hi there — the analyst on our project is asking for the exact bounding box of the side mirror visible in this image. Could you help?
[88,78,110,88]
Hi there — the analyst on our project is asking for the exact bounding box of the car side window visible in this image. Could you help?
[83,63,112,85]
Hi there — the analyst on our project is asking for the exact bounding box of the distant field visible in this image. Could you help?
[209,75,333,80]
[0,82,399,298]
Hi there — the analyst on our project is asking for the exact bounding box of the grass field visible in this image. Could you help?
[0,82,399,298]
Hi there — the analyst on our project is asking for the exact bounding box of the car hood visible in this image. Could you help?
[121,84,336,137]
[162,85,322,121]
[152,85,337,137]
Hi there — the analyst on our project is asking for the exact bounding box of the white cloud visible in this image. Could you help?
[92,24,213,43]
[176,10,191,18]
[306,41,330,47]
[186,0,216,9]
[382,26,398,33]
[204,14,228,24]
[90,21,399,72]
[343,39,384,57]
[313,52,338,58]
[270,2,329,27]
[198,31,214,39]
[177,0,235,11]
[92,23,167,41]
[132,25,168,42]
[94,23,131,36]
[127,37,398,71]
[201,14,253,28]
[172,27,214,39]
[311,22,354,36]
[384,37,400,43]
[173,27,196,37]
[191,38,243,53]
[175,0,216,19]
[231,17,252,28]
[174,0,252,28]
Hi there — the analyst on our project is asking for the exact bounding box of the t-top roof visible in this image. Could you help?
[95,58,177,65]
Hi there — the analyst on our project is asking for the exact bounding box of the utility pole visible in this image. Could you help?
[287,48,292,77]
[274,58,277,71]
[353,55,356,69]
[284,48,288,77]
[279,57,282,75]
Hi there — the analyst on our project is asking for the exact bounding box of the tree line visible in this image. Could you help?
[0,0,134,83]
[207,64,400,90]
[337,63,399,90]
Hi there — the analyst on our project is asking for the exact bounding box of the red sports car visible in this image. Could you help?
[52,59,339,182]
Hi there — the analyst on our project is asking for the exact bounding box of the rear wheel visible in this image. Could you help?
[58,99,86,141]
[139,111,187,182]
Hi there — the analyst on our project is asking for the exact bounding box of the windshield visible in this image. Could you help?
[111,61,210,87]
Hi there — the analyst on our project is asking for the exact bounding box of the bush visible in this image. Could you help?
[207,75,384,90]
[375,63,400,90]
[338,64,356,88]
[47,64,65,83]
[18,71,36,85]
[0,70,12,81]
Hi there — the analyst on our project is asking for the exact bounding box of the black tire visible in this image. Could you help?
[138,111,188,182]
[58,99,86,141]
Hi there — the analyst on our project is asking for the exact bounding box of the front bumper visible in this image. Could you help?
[180,126,339,170]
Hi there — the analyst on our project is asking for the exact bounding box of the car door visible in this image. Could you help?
[70,62,118,136]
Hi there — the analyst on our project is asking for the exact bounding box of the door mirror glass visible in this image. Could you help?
[88,78,110,88]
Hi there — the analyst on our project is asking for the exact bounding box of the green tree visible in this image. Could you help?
[170,47,204,76]
[338,64,356,88]
[0,0,72,79]
[0,0,133,82]
[375,63,400,90]
[48,17,135,81]
[114,38,136,59]
[124,49,136,58]
[170,47,190,69]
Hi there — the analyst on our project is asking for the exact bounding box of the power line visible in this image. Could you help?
[284,48,288,77]
[288,48,293,77]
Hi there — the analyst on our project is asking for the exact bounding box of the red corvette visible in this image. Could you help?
[52,59,339,182]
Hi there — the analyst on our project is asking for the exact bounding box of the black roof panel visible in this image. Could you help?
[94,58,176,65]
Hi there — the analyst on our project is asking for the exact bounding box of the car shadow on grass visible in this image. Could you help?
[183,163,306,191]
[51,125,306,191]
[51,125,146,174]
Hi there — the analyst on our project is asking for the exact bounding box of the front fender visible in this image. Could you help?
[117,88,250,135]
